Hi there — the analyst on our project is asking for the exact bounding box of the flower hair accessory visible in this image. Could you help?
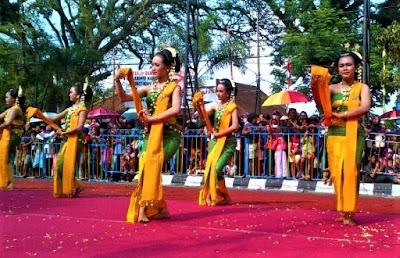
[15,85,23,107]
[80,77,89,106]
[165,47,177,81]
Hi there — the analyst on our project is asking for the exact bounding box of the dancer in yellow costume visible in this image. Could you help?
[115,48,182,223]
[197,79,238,206]
[0,87,25,190]
[47,83,93,197]
[327,52,371,225]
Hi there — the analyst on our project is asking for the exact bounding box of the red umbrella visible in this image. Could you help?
[88,107,120,119]
[380,110,400,120]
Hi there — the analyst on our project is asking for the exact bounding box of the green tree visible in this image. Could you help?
[0,0,193,111]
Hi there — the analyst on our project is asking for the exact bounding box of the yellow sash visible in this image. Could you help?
[127,82,178,223]
[0,127,12,189]
[26,107,61,131]
[54,106,86,197]
[193,92,213,132]
[339,82,362,211]
[118,68,147,127]
[199,102,237,205]
[311,66,332,126]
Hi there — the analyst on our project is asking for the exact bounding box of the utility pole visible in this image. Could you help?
[255,5,261,114]
[112,48,116,110]
[194,0,199,90]
[183,0,190,127]
[363,0,370,86]
[227,26,233,80]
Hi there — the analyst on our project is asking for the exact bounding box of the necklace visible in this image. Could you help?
[215,100,231,131]
[217,100,230,111]
[340,81,354,101]
[149,80,170,115]
[65,104,83,129]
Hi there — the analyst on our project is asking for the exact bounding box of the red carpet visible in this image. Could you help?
[1,179,399,257]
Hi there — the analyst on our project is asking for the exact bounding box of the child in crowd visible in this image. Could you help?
[382,158,399,184]
[80,127,91,180]
[288,129,301,179]
[104,139,113,178]
[121,153,130,181]
[300,128,315,180]
[224,157,237,177]
[272,135,287,178]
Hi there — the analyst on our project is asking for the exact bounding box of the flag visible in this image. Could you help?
[287,59,292,87]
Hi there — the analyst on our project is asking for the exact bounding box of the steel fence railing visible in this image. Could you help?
[10,128,400,183]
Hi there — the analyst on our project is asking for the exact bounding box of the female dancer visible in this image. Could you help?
[115,48,181,223]
[197,79,238,206]
[50,83,93,197]
[327,52,371,225]
[0,87,25,189]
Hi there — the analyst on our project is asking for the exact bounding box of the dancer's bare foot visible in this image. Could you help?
[74,186,84,197]
[343,213,355,226]
[138,207,150,223]
[150,208,171,220]
[206,194,212,206]
[217,195,232,205]
[6,182,14,190]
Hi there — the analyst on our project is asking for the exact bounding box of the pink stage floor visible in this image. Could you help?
[1,179,400,257]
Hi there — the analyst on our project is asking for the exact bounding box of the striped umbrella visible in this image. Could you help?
[262,90,310,106]
[380,110,400,120]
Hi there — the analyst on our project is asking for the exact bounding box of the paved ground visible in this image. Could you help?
[1,179,399,257]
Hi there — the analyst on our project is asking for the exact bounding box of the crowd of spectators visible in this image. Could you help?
[7,108,400,184]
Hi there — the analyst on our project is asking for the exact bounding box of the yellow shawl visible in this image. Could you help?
[193,92,213,132]
[118,68,147,127]
[199,102,236,206]
[310,66,332,126]
[26,107,61,131]
[127,82,178,223]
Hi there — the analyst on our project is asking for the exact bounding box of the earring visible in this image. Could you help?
[169,67,175,81]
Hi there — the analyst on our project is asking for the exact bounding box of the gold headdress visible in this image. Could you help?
[80,77,89,106]
[15,85,23,107]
